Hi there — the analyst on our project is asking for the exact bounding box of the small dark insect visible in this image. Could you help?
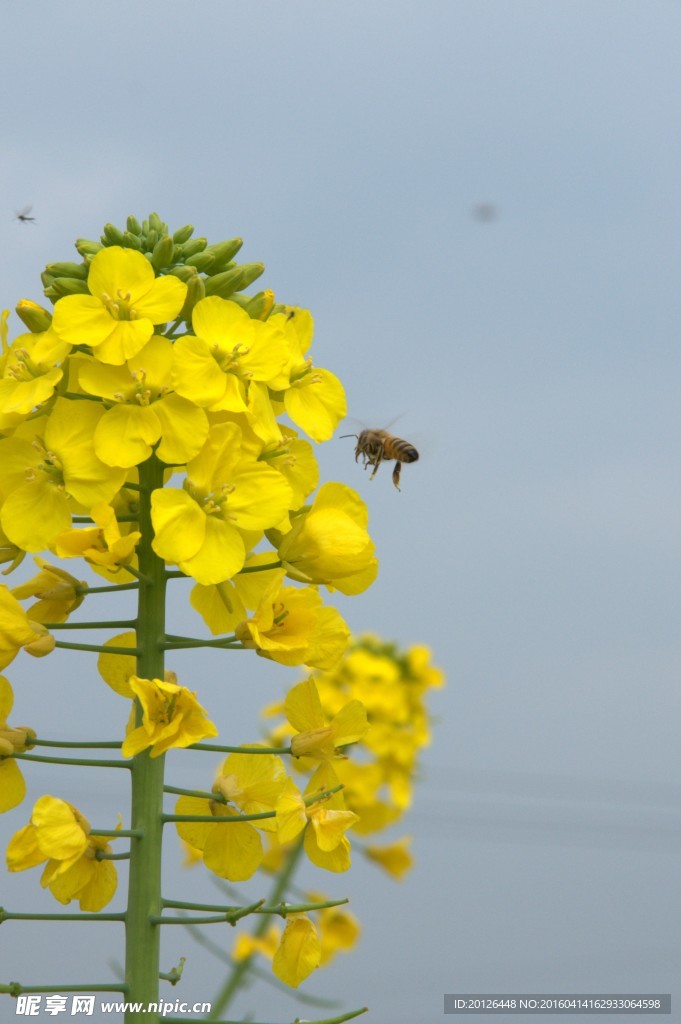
[341,428,419,491]
[15,205,36,224]
[472,203,498,223]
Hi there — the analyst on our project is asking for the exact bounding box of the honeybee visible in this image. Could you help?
[342,428,419,491]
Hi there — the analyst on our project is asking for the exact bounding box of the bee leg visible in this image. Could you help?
[369,459,381,480]
[392,462,402,490]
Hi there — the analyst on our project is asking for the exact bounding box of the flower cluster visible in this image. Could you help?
[0,215,442,1010]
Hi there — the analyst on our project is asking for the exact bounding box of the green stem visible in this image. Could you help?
[31,738,122,748]
[0,910,125,923]
[0,983,127,995]
[160,638,242,650]
[11,753,129,769]
[238,560,282,574]
[76,582,139,595]
[54,641,141,655]
[208,834,306,1019]
[43,620,137,630]
[124,454,167,1024]
[189,742,291,754]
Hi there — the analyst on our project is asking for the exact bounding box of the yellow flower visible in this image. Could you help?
[51,246,186,364]
[364,837,413,880]
[55,503,140,575]
[285,678,368,759]
[151,422,292,585]
[11,559,86,624]
[0,399,126,552]
[268,308,346,442]
[233,924,280,963]
[6,795,118,911]
[235,572,350,669]
[272,914,321,988]
[0,676,35,813]
[121,676,218,758]
[0,327,70,417]
[276,764,358,873]
[276,482,378,595]
[75,336,209,468]
[172,296,288,411]
[308,894,360,965]
[0,585,54,670]
[174,753,285,882]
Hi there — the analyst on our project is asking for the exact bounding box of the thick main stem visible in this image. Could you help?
[125,455,167,1023]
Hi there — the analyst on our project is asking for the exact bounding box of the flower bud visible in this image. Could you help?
[179,272,206,321]
[176,237,208,259]
[185,251,216,273]
[204,262,265,299]
[102,223,126,246]
[168,265,198,283]
[146,228,159,251]
[173,224,194,244]
[15,300,52,333]
[44,261,88,280]
[148,212,166,234]
[122,231,142,250]
[203,238,244,273]
[150,235,175,272]
[245,289,275,320]
[126,215,142,235]
[44,277,90,300]
[75,238,103,257]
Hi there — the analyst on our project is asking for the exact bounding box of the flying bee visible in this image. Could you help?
[15,205,35,224]
[341,428,419,491]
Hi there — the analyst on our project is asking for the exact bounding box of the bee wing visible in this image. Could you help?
[16,205,33,217]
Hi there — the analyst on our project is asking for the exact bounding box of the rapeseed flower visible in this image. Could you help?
[52,246,186,364]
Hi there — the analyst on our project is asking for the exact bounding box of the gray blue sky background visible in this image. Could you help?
[1,2,680,1022]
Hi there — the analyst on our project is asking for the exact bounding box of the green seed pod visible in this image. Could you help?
[150,235,176,272]
[44,261,89,280]
[15,300,53,333]
[126,215,142,235]
[172,224,194,244]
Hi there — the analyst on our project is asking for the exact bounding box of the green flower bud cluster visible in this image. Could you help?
[40,212,266,319]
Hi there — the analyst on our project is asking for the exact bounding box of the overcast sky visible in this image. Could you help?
[1,2,680,1022]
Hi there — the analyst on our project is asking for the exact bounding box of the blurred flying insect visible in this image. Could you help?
[341,428,419,491]
[15,205,35,224]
